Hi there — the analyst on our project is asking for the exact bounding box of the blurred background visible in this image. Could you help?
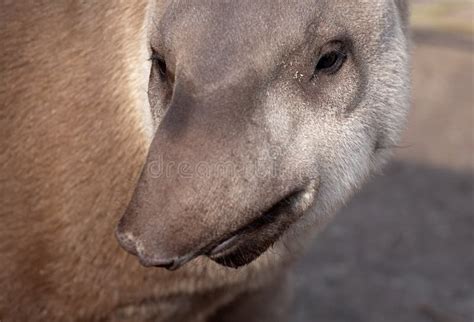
[293,1,473,321]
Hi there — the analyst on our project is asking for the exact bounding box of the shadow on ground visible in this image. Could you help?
[292,161,474,322]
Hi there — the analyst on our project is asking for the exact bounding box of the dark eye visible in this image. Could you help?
[315,49,347,75]
[150,52,167,78]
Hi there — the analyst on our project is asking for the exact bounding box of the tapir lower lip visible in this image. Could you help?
[206,182,318,268]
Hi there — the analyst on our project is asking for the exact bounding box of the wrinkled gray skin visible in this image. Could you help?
[117,0,410,320]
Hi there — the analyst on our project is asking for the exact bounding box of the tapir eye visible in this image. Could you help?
[148,49,173,108]
[315,42,347,75]
[150,52,167,79]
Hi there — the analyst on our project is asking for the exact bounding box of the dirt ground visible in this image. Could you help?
[291,29,474,322]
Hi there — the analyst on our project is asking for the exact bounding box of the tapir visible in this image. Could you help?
[0,0,410,321]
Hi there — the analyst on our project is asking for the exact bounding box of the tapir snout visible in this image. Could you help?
[116,80,316,269]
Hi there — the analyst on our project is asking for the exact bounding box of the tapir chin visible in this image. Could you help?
[0,0,410,321]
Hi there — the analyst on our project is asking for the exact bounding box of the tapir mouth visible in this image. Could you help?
[207,185,317,268]
[157,181,318,270]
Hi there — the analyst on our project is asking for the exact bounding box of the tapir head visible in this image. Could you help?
[116,0,410,270]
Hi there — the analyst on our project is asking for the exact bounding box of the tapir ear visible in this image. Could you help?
[394,0,410,30]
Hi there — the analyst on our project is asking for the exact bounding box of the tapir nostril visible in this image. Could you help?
[114,228,139,256]
[115,220,197,270]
